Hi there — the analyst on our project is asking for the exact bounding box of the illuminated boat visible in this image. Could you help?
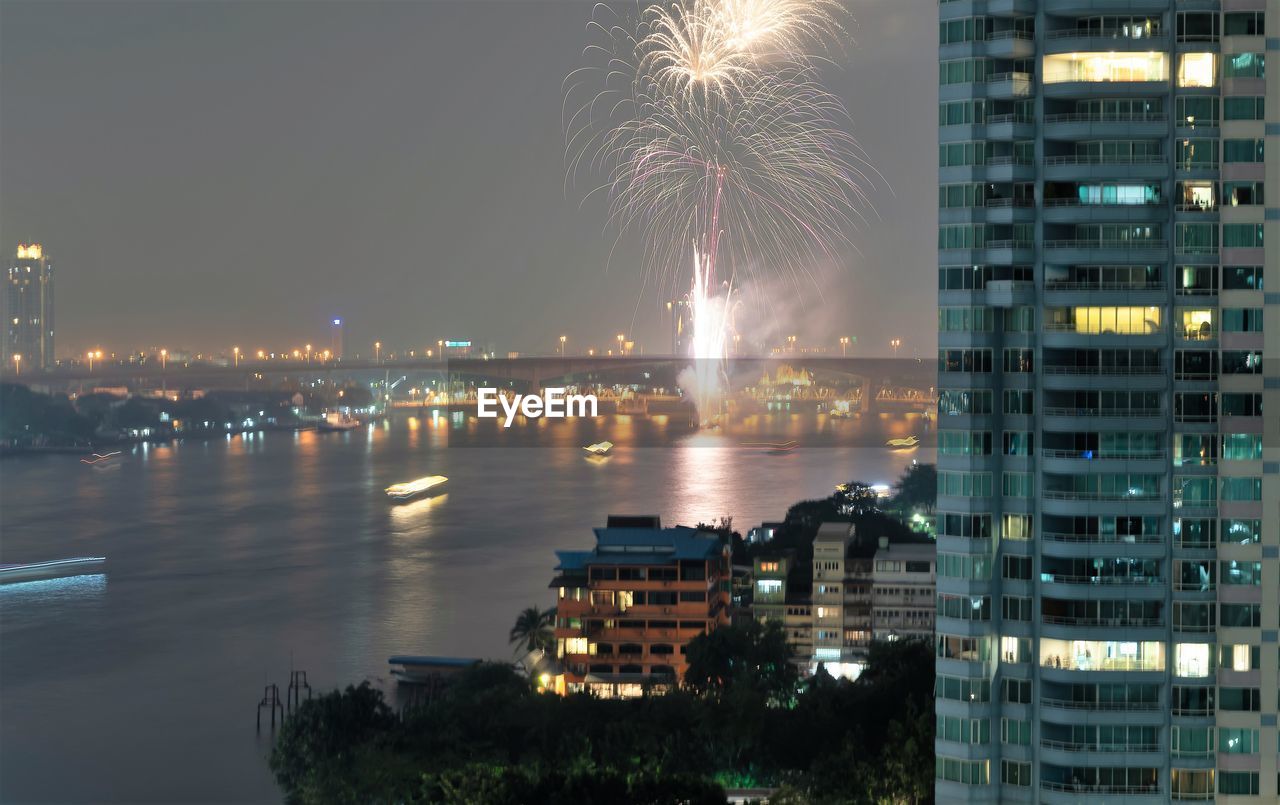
[81,451,122,465]
[742,440,799,455]
[384,475,448,501]
[583,441,613,456]
[886,436,919,449]
[318,412,360,432]
[0,557,105,584]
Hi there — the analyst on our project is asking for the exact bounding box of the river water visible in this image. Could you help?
[0,414,931,803]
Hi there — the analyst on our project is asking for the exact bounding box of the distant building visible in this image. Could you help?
[5,243,54,370]
[811,522,872,678]
[870,537,935,643]
[549,516,731,697]
[752,553,792,625]
[746,521,784,545]
[329,318,344,361]
[668,298,691,356]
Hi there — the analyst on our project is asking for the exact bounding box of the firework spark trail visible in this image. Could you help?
[566,0,877,423]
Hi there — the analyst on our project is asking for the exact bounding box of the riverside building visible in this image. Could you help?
[936,1,1279,800]
[549,517,731,697]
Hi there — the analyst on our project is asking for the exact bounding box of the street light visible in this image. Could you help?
[233,346,241,367]
[616,333,625,355]
[788,335,797,353]
[160,348,167,370]
[559,335,567,356]
[890,338,901,357]
[305,344,312,364]
[840,336,850,357]
[375,341,382,364]
[12,354,20,375]
[87,350,97,372]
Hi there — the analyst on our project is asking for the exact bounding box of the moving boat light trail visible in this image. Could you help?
[566,0,877,421]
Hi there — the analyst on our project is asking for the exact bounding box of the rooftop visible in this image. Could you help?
[554,524,725,571]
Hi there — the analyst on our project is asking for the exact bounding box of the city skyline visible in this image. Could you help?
[0,0,937,358]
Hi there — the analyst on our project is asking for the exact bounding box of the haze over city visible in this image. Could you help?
[0,0,936,358]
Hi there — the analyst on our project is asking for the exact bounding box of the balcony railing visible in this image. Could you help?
[1042,364,1163,375]
[1041,739,1161,753]
[1045,28,1164,41]
[1046,281,1165,291]
[1043,197,1162,208]
[1042,655,1164,672]
[988,29,1034,41]
[980,239,1035,250]
[982,197,1034,207]
[1043,154,1165,166]
[983,113,1034,125]
[1041,572,1164,584]
[1043,406,1162,417]
[1043,238,1168,250]
[1041,697,1160,712]
[1044,111,1167,124]
[1041,615,1163,627]
[1043,531,1163,544]
[1041,782,1160,795]
[1040,448,1165,460]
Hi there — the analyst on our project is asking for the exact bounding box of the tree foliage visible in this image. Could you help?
[270,635,935,804]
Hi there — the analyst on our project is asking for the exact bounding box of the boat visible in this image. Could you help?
[318,412,360,432]
[741,440,799,455]
[886,435,919,449]
[583,441,614,456]
[80,451,122,465]
[0,557,106,585]
[384,475,448,501]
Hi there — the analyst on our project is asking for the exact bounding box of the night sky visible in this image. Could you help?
[0,0,936,359]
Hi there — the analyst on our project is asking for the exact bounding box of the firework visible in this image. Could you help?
[566,0,874,421]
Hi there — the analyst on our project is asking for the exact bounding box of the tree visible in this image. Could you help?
[509,606,555,654]
[891,463,936,516]
[683,620,798,705]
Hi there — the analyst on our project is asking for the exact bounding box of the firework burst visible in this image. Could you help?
[566,0,876,421]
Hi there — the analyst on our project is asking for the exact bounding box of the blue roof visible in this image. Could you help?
[554,526,723,570]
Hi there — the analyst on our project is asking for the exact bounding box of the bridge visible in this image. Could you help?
[9,355,935,401]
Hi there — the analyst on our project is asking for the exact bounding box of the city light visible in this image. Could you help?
[375,341,382,363]
[233,346,240,367]
[559,335,567,356]
[12,354,21,375]
[160,348,167,370]
[839,336,849,357]
[890,338,901,357]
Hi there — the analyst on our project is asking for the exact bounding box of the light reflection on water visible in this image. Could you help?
[0,416,930,803]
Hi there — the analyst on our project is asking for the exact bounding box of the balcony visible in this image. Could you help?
[1041,697,1160,712]
[1043,406,1161,418]
[1041,448,1165,460]
[1041,572,1163,585]
[1041,739,1161,754]
[1041,781,1160,797]
[1041,615,1162,628]
[984,71,1033,98]
[1043,531,1162,545]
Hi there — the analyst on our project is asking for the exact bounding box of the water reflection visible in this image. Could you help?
[0,573,107,600]
[389,493,449,530]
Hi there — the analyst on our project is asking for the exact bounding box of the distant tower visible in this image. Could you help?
[330,318,344,361]
[5,243,54,370]
[668,298,691,356]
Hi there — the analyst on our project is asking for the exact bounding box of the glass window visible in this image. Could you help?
[1178,52,1217,87]
[1223,52,1264,79]
[1222,266,1263,290]
[1223,138,1264,163]
[1044,52,1168,83]
[1223,96,1264,120]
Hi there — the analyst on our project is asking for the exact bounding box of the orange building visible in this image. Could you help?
[549,517,732,697]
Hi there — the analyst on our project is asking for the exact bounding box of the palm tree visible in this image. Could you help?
[509,606,555,655]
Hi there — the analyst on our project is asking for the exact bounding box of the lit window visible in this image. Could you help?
[1175,643,1212,677]
[1178,53,1218,87]
[1044,52,1168,83]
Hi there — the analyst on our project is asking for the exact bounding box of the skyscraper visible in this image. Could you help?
[330,317,344,361]
[5,243,54,370]
[936,3,1278,800]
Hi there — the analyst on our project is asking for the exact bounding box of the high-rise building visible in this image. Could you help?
[5,243,54,370]
[329,318,344,361]
[937,3,1278,800]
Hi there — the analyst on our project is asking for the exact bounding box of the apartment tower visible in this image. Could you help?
[937,1,1278,800]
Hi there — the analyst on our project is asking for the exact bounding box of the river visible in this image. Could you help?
[0,414,932,803]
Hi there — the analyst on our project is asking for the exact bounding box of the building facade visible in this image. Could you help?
[937,1,1279,800]
[5,243,54,370]
[550,519,731,697]
[871,540,937,643]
